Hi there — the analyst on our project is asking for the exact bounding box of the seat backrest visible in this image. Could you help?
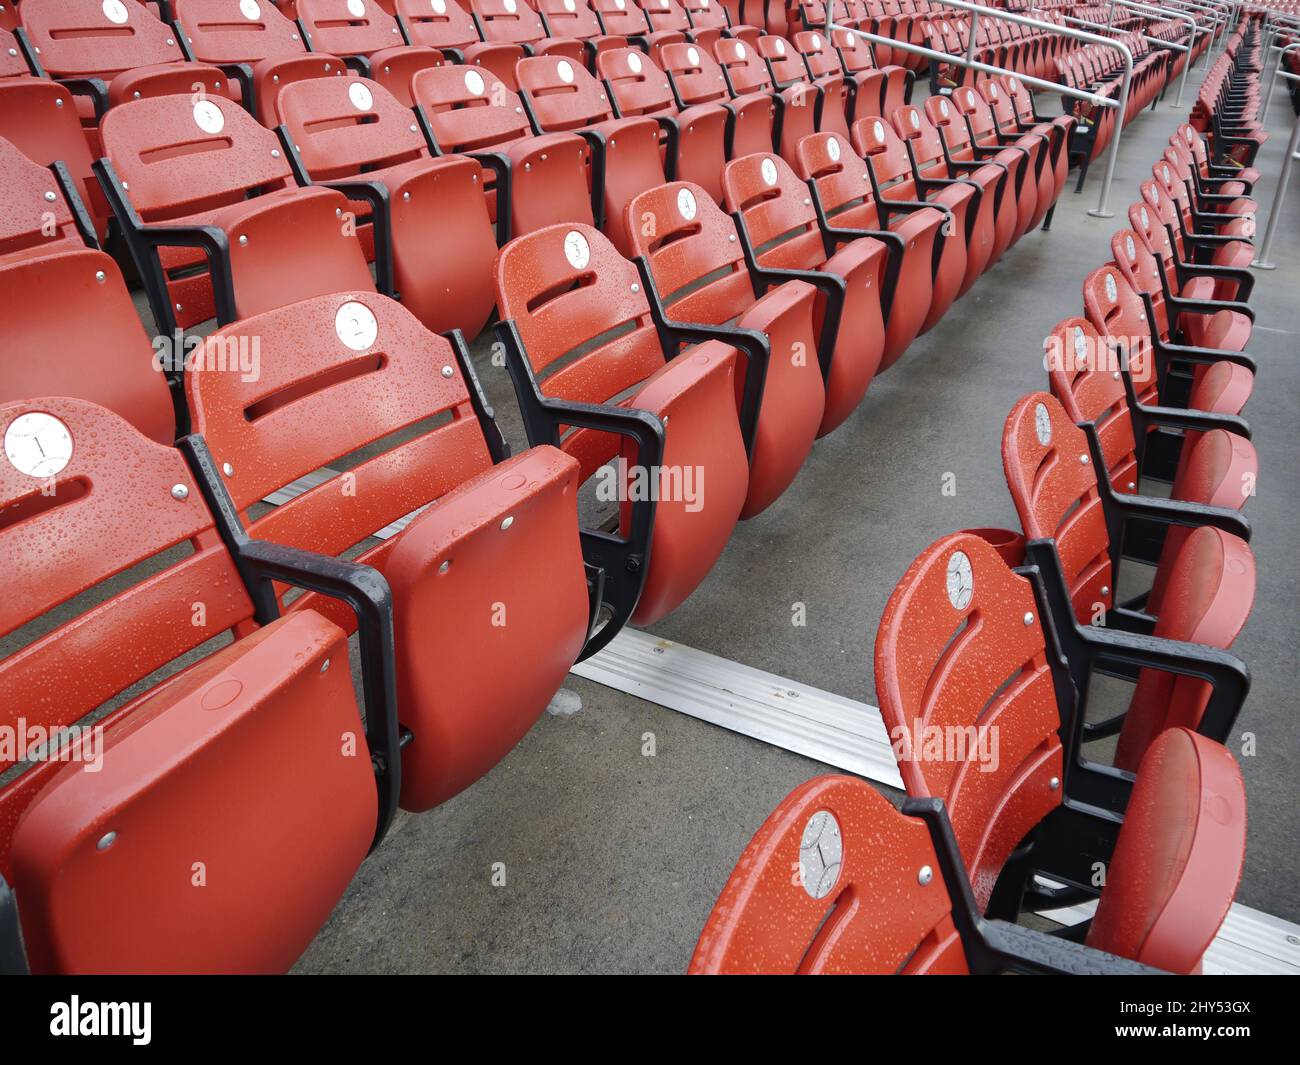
[297,0,405,57]
[0,395,256,873]
[0,249,175,443]
[625,180,754,324]
[852,113,918,194]
[639,0,691,33]
[1109,228,1170,340]
[101,94,295,220]
[0,79,108,238]
[793,30,843,79]
[597,46,676,116]
[494,223,665,481]
[1087,727,1245,973]
[1043,315,1142,496]
[20,0,185,79]
[715,36,774,93]
[538,0,607,40]
[592,0,652,36]
[721,152,827,274]
[1080,263,1156,396]
[0,27,31,77]
[758,34,807,88]
[413,63,534,150]
[950,84,1000,144]
[470,0,548,46]
[795,130,884,231]
[516,54,614,130]
[682,0,728,30]
[185,291,496,618]
[690,775,969,974]
[277,76,429,180]
[892,104,947,172]
[833,27,877,75]
[1001,392,1113,624]
[174,0,309,64]
[874,531,1065,910]
[924,92,978,156]
[660,40,731,106]
[396,0,482,50]
[0,136,85,264]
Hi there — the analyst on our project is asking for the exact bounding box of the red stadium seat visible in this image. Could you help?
[98,94,374,331]
[1,396,381,973]
[627,180,824,516]
[722,152,887,434]
[659,40,775,158]
[495,222,749,624]
[275,75,498,336]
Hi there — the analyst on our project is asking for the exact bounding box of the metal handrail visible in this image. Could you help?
[1060,11,1191,106]
[1106,0,1200,104]
[1260,40,1300,122]
[831,0,1136,217]
[1250,110,1300,269]
[1162,0,1230,53]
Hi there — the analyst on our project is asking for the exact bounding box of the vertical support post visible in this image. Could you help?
[1251,113,1300,270]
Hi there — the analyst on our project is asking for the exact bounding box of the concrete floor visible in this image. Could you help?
[295,72,1300,973]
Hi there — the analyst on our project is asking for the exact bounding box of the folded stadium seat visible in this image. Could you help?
[1137,176,1255,285]
[494,223,749,624]
[759,33,850,138]
[627,181,824,515]
[363,45,447,104]
[535,0,629,64]
[924,94,1027,250]
[395,0,526,86]
[591,0,685,62]
[886,519,1247,887]
[515,53,667,253]
[0,396,380,973]
[295,0,411,73]
[690,736,1246,975]
[681,0,756,49]
[831,24,911,119]
[0,26,30,77]
[467,0,586,64]
[978,76,1068,229]
[714,36,814,163]
[171,0,310,118]
[98,94,374,332]
[946,86,1044,237]
[0,249,175,441]
[0,135,99,264]
[889,107,993,295]
[18,0,235,152]
[0,79,111,242]
[275,77,498,336]
[1108,228,1253,357]
[1158,145,1258,240]
[1044,316,1251,506]
[658,41,775,158]
[796,131,940,367]
[185,291,598,810]
[1171,122,1257,199]
[1128,191,1254,310]
[1081,260,1255,423]
[998,74,1073,201]
[722,152,887,434]
[1175,122,1259,194]
[411,63,595,238]
[793,30,858,129]
[596,46,730,202]
[249,52,348,127]
[852,114,965,331]
[1002,396,1255,772]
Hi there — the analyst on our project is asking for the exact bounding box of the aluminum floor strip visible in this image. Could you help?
[1040,899,1300,976]
[577,630,1300,975]
[571,628,904,790]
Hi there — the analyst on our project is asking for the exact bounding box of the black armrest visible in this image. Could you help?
[0,875,25,975]
[51,159,100,251]
[177,435,404,850]
[493,318,666,660]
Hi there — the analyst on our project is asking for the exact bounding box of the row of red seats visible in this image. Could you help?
[689,13,1270,975]
[0,37,1078,974]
